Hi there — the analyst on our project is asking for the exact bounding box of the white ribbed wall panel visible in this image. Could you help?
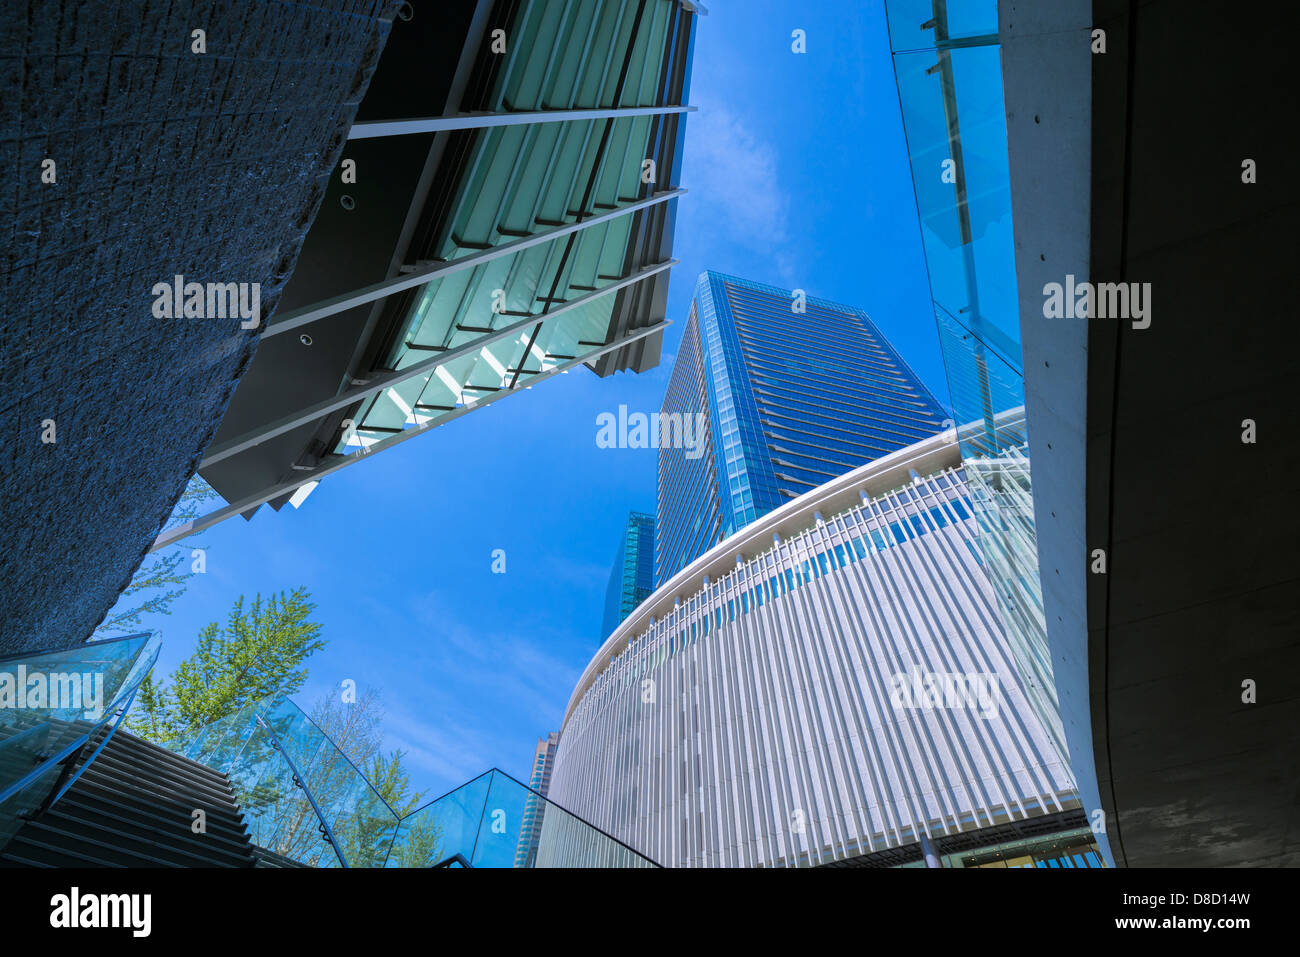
[545,467,1077,867]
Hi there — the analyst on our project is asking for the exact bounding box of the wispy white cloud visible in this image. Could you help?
[681,95,799,284]
[371,590,585,794]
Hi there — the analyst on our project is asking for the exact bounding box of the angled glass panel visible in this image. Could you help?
[887,11,1063,763]
[885,0,999,52]
[893,41,1020,368]
[387,771,494,867]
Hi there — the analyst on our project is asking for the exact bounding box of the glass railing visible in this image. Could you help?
[177,695,658,868]
[177,695,399,867]
[0,632,161,850]
[390,768,656,868]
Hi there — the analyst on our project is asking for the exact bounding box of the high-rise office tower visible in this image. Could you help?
[601,511,655,638]
[514,732,560,869]
[655,271,949,584]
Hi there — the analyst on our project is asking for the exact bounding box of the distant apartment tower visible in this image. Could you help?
[601,512,655,637]
[656,271,949,584]
[514,732,560,868]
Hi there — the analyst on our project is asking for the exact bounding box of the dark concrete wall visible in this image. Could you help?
[0,0,399,654]
[1087,0,1300,866]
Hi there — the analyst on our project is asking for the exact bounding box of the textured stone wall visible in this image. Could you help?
[0,0,400,654]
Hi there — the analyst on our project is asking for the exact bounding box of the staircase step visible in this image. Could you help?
[0,728,267,868]
[56,789,251,846]
[0,849,56,868]
[76,762,247,821]
[80,747,244,810]
[51,799,256,863]
[0,832,139,868]
[104,732,238,789]
[17,815,251,868]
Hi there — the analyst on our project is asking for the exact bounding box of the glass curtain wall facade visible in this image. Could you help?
[602,511,656,637]
[883,1,1063,757]
[656,271,948,584]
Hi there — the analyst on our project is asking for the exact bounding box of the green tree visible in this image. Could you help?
[368,748,425,816]
[94,476,219,637]
[127,589,325,745]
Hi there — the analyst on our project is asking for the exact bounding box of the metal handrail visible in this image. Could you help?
[46,689,137,809]
[0,725,93,808]
[255,712,349,868]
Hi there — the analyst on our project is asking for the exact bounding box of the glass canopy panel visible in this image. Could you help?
[468,770,528,867]
[885,0,1000,52]
[0,633,156,733]
[224,721,297,852]
[339,262,637,452]
[172,697,657,867]
[327,0,679,457]
[886,10,1063,762]
[322,766,399,869]
[179,699,257,768]
[498,0,670,112]
[894,42,1020,369]
[936,302,1025,456]
[533,793,657,868]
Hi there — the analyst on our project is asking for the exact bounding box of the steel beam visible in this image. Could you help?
[199,259,677,469]
[264,187,685,337]
[349,104,695,140]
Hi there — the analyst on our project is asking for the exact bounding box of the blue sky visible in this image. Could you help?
[124,0,950,801]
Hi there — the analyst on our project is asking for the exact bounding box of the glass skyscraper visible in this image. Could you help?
[601,512,656,638]
[656,271,948,584]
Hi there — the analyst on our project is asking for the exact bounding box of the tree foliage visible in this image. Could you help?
[126,588,325,744]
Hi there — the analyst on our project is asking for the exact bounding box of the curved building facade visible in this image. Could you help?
[544,432,1087,868]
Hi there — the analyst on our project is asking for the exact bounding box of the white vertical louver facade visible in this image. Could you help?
[544,437,1077,867]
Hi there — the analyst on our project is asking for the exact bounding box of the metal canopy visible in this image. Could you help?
[192,0,700,535]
